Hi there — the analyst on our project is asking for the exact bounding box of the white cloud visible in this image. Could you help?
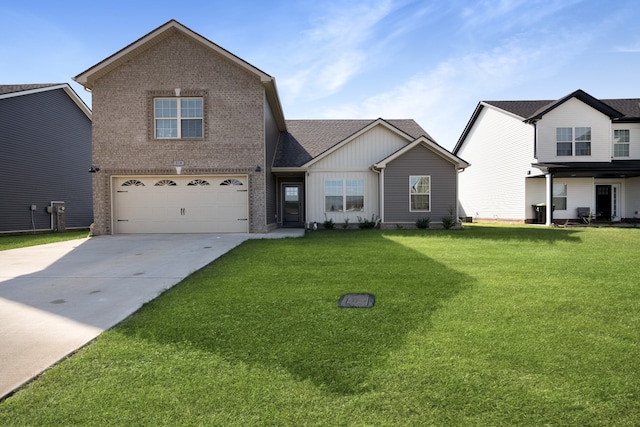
[321,40,544,147]
[278,0,398,102]
[459,0,584,31]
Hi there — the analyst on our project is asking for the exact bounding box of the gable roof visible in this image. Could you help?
[524,89,624,122]
[0,83,92,119]
[273,119,432,168]
[373,136,470,171]
[73,19,285,130]
[454,89,640,154]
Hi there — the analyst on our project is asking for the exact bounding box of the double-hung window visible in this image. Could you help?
[410,176,430,211]
[324,179,364,212]
[154,97,203,139]
[556,128,573,156]
[614,129,630,157]
[553,183,567,210]
[556,127,591,156]
[574,127,591,156]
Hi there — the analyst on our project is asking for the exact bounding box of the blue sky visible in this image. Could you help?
[1,0,639,149]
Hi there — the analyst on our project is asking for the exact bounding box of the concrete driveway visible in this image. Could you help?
[0,230,303,400]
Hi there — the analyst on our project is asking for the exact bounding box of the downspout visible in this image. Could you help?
[545,172,553,226]
[304,169,310,229]
[370,165,384,223]
[456,165,467,220]
[533,122,538,159]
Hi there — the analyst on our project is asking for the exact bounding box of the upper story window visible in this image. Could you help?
[154,97,203,139]
[613,129,630,157]
[556,127,591,156]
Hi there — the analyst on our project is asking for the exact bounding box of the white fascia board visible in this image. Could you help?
[301,118,414,168]
[374,136,469,170]
[0,83,91,120]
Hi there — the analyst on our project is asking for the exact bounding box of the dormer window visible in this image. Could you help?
[154,97,203,139]
[556,127,591,156]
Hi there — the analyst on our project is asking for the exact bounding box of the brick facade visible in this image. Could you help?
[90,30,270,234]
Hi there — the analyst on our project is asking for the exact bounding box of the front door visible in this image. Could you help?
[595,185,620,222]
[282,184,303,228]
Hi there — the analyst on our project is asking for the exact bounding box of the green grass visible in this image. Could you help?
[1,224,639,425]
[0,230,89,251]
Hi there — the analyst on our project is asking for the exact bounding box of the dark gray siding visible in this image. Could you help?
[264,97,280,228]
[0,88,92,232]
[384,145,457,223]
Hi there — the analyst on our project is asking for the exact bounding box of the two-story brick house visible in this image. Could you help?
[453,89,640,225]
[74,20,468,235]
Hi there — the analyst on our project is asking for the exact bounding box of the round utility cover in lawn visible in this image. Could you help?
[338,293,375,308]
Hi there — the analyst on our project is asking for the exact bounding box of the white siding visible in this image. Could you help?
[612,122,640,159]
[311,125,408,171]
[306,171,378,225]
[536,98,612,162]
[456,106,536,221]
[305,124,411,225]
[525,177,545,215]
[552,178,594,220]
[624,177,640,218]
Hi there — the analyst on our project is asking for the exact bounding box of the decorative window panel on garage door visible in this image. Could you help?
[113,176,248,233]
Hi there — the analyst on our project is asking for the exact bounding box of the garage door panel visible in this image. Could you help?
[114,176,248,233]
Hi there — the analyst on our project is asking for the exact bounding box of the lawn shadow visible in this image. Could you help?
[118,232,475,395]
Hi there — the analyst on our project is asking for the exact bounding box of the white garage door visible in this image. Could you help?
[113,176,248,233]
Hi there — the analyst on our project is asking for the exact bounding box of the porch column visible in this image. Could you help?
[545,173,553,226]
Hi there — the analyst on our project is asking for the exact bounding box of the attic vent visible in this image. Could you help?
[220,179,243,186]
[155,179,177,186]
[121,179,145,187]
[188,179,210,186]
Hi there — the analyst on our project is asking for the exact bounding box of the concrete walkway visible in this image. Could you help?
[0,229,304,400]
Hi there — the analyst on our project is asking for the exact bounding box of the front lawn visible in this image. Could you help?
[0,230,88,251]
[1,225,639,425]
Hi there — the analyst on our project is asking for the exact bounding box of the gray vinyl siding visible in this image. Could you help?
[384,145,457,223]
[0,89,92,232]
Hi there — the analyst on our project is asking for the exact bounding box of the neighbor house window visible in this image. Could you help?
[556,128,573,156]
[556,127,591,156]
[575,127,591,156]
[154,97,203,139]
[324,179,364,212]
[553,183,567,210]
[410,176,430,211]
[614,129,630,157]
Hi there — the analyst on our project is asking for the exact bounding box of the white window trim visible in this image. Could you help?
[552,183,567,211]
[324,179,364,213]
[613,129,630,158]
[409,175,431,212]
[154,97,203,139]
[556,127,591,157]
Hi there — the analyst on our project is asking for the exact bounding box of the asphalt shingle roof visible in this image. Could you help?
[484,97,640,121]
[0,84,62,96]
[274,119,431,168]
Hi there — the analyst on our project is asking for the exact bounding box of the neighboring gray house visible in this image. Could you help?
[0,84,93,233]
[453,89,640,224]
[73,20,468,234]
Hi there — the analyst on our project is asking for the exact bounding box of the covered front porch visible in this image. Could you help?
[529,160,640,225]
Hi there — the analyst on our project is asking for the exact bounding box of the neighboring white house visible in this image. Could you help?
[453,89,640,225]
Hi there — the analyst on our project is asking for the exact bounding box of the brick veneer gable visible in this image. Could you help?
[90,31,269,234]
